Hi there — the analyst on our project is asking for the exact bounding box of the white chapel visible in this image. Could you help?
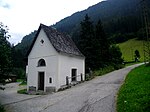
[26,24,85,92]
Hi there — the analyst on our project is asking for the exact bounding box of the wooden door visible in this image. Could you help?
[38,72,44,90]
[71,69,77,81]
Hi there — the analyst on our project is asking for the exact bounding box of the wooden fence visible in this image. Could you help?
[66,73,83,86]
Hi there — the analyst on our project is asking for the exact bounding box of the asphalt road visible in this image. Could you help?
[0,64,142,112]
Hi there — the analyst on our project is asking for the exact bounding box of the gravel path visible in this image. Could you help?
[0,64,143,112]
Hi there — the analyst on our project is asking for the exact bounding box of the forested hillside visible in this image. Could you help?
[54,0,140,35]
[13,0,149,70]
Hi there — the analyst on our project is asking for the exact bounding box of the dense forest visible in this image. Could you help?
[15,0,150,52]
[2,0,149,79]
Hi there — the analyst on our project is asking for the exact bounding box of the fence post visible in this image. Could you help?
[66,76,69,86]
[81,73,83,82]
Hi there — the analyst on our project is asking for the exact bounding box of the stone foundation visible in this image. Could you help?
[28,86,56,94]
[29,86,36,91]
[46,87,56,93]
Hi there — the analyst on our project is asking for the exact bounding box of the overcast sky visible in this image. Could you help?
[0,0,103,45]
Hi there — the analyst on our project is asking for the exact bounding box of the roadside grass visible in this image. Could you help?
[17,79,27,86]
[17,89,27,94]
[17,79,23,82]
[93,64,125,77]
[117,65,150,112]
[17,79,27,94]
[124,61,142,67]
[93,66,115,76]
[19,80,27,86]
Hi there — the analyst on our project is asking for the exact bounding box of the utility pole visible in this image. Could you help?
[141,0,150,64]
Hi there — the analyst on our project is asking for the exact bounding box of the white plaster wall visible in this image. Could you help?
[45,56,59,88]
[58,54,85,88]
[28,29,58,59]
[27,28,85,91]
[27,29,59,91]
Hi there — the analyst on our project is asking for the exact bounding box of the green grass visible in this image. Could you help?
[17,79,27,86]
[17,89,27,94]
[94,66,115,76]
[19,80,27,86]
[117,65,150,112]
[118,38,144,62]
[17,79,23,82]
[125,61,142,67]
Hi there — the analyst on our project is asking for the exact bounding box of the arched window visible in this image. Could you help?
[38,59,46,67]
[49,77,52,83]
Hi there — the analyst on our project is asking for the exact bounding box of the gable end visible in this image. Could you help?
[26,24,84,58]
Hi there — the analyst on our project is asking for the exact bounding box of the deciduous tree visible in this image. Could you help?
[0,22,12,83]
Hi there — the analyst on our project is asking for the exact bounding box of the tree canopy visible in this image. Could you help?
[0,22,12,83]
[79,15,123,72]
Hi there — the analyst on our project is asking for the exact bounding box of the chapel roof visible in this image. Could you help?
[27,24,84,57]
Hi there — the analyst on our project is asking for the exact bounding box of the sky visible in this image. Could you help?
[0,0,103,45]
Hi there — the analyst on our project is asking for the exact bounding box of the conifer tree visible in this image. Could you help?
[79,14,95,71]
[95,20,110,68]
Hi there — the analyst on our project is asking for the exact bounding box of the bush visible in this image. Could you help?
[0,104,5,112]
[12,68,26,79]
[94,66,115,76]
[109,44,124,67]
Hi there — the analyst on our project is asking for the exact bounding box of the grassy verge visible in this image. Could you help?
[17,79,27,86]
[19,80,27,86]
[93,64,124,77]
[117,65,150,112]
[17,79,23,82]
[93,66,115,76]
[124,61,142,67]
[17,89,27,94]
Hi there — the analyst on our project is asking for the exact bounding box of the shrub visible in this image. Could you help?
[94,66,115,76]
[12,68,26,79]
[0,104,5,112]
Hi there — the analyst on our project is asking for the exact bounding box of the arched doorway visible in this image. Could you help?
[38,72,44,91]
[38,59,46,91]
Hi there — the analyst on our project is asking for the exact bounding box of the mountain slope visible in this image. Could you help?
[14,0,150,69]
[17,0,144,52]
[54,0,140,34]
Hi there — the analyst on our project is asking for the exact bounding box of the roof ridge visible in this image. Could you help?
[27,23,84,57]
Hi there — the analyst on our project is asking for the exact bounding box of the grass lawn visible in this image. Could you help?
[117,65,150,112]
[17,89,27,94]
[17,79,27,86]
[19,80,27,86]
[118,38,144,62]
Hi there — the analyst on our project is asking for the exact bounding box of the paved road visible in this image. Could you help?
[0,64,142,112]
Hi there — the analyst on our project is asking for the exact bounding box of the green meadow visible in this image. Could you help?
[118,38,144,62]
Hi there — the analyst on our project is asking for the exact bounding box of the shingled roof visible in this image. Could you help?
[27,24,84,57]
